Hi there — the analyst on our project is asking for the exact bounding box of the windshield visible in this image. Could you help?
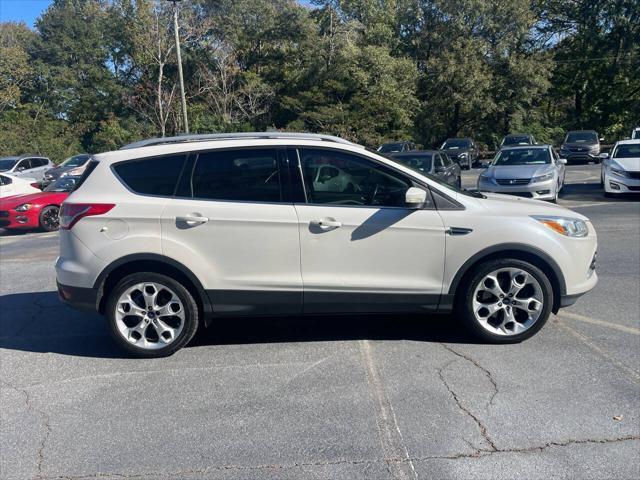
[44,175,80,192]
[0,157,18,171]
[565,131,597,143]
[502,135,531,146]
[378,143,404,153]
[612,144,640,159]
[390,154,433,173]
[61,154,90,167]
[493,148,551,166]
[442,139,471,149]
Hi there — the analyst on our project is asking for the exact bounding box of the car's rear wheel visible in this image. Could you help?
[39,205,60,232]
[456,259,553,343]
[106,273,199,357]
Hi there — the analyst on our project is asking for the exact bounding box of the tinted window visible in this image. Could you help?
[0,157,18,171]
[0,174,11,185]
[44,175,80,192]
[31,158,47,167]
[442,139,471,149]
[503,135,531,146]
[114,154,186,196]
[565,131,597,143]
[391,154,433,173]
[188,149,281,202]
[378,143,404,153]
[298,148,411,207]
[16,159,32,170]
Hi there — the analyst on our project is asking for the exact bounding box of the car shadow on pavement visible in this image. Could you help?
[559,182,640,202]
[0,291,478,358]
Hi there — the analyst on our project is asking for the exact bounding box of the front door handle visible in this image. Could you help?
[176,214,209,226]
[310,218,342,229]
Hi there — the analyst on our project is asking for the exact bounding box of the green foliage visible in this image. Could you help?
[0,0,636,154]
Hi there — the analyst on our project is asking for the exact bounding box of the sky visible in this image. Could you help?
[0,0,52,27]
[0,0,316,28]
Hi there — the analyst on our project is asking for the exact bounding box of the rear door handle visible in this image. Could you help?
[176,214,209,226]
[310,218,342,229]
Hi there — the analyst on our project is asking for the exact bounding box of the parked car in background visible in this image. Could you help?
[631,127,640,140]
[478,145,566,202]
[500,134,536,148]
[0,175,80,232]
[559,130,602,164]
[0,155,53,182]
[390,150,461,188]
[43,153,91,187]
[440,138,479,169]
[0,173,41,198]
[377,141,416,153]
[600,139,640,196]
[55,132,597,357]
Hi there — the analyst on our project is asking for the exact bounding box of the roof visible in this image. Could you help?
[121,132,360,150]
[615,139,640,145]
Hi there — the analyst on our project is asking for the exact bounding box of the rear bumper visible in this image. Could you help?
[57,281,99,312]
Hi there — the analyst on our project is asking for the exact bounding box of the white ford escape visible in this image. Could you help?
[55,133,597,357]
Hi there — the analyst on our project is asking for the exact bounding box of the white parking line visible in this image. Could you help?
[559,311,640,335]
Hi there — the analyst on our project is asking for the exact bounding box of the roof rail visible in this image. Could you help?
[120,132,359,150]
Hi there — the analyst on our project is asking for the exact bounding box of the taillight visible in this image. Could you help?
[60,203,115,230]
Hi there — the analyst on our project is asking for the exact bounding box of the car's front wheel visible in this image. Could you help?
[106,273,199,357]
[39,205,60,231]
[456,259,553,343]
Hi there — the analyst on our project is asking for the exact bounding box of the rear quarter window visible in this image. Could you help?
[113,155,187,196]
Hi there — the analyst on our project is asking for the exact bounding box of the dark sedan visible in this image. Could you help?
[389,150,461,188]
[439,137,479,169]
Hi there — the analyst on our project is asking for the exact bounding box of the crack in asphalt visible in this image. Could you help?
[34,436,640,479]
[1,380,52,478]
[440,343,499,408]
[436,360,498,452]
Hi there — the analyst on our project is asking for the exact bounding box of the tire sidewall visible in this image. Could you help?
[458,259,554,343]
[106,272,199,357]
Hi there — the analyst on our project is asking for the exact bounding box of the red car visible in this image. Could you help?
[0,176,80,232]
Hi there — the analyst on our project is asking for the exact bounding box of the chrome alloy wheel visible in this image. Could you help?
[114,282,185,350]
[472,268,544,336]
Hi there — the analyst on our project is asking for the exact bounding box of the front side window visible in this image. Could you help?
[189,149,281,202]
[612,144,640,158]
[298,148,412,207]
[113,154,186,196]
[16,159,32,171]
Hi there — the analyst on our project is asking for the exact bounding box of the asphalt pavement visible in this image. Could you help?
[1,164,639,479]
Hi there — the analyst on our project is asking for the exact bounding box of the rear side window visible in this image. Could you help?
[113,155,186,196]
[186,149,281,202]
[32,158,48,167]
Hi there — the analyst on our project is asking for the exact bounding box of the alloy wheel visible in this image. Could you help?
[114,282,185,350]
[472,267,544,336]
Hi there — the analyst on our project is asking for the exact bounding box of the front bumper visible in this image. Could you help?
[478,177,557,200]
[560,150,599,163]
[0,209,40,229]
[604,172,640,193]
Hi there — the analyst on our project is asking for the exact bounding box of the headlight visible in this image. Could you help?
[532,172,554,182]
[610,164,628,178]
[15,203,32,212]
[532,215,588,237]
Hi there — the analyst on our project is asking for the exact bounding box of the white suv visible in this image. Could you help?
[56,133,598,357]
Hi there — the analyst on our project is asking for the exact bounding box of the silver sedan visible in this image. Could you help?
[477,145,566,202]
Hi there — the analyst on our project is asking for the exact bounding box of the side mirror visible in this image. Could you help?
[599,152,609,159]
[558,158,568,165]
[481,161,491,169]
[16,166,25,172]
[405,187,427,209]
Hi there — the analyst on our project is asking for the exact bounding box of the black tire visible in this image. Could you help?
[106,272,199,358]
[39,205,60,232]
[455,258,554,344]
